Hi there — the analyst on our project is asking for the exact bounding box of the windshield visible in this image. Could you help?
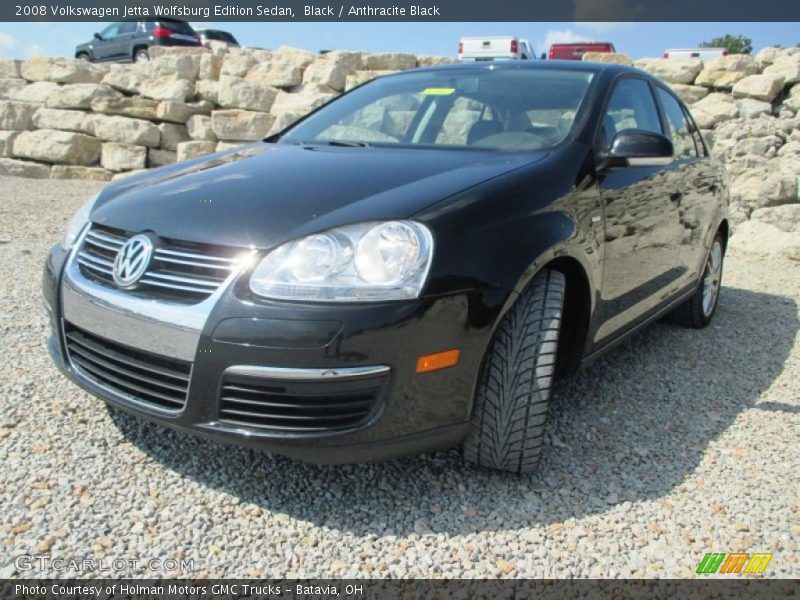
[280,68,595,151]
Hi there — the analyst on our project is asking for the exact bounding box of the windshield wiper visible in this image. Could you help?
[324,140,372,148]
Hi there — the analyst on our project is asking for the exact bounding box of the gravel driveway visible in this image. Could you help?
[1,176,798,579]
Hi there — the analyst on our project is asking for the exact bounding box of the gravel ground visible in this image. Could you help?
[0,176,798,579]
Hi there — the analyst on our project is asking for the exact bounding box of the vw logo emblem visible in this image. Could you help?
[113,234,153,288]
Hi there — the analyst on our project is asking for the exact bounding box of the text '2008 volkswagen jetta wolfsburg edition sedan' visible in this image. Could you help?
[44,62,728,474]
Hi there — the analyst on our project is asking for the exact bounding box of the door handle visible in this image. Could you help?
[670,192,683,202]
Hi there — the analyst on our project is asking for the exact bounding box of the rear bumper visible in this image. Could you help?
[44,239,504,463]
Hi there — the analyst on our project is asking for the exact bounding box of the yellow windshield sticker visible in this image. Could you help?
[422,87,456,95]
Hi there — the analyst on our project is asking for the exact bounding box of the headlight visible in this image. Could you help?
[60,193,98,250]
[250,221,434,302]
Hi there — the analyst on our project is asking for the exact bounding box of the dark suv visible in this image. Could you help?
[75,20,201,63]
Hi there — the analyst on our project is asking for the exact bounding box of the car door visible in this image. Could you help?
[654,86,721,291]
[91,23,120,61]
[593,76,685,345]
[111,21,139,61]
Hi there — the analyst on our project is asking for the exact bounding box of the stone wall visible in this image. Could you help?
[0,45,452,182]
[0,45,797,250]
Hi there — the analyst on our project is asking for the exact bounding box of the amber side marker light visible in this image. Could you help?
[416,349,461,373]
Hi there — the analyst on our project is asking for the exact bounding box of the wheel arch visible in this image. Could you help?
[717,218,730,251]
[132,45,149,61]
[489,246,597,382]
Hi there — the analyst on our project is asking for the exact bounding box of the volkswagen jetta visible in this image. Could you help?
[44,62,728,473]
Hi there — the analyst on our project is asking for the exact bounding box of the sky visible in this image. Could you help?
[0,21,796,60]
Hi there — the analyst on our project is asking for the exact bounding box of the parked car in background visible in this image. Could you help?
[458,36,533,60]
[548,42,616,60]
[45,62,728,475]
[75,19,201,63]
[196,29,240,48]
[663,48,729,59]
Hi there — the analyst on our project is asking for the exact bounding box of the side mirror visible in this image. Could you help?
[93,32,103,40]
[598,129,673,168]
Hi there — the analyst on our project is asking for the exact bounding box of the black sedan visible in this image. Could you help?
[44,62,728,474]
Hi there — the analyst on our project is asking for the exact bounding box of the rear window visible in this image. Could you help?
[159,20,195,35]
[204,31,237,43]
[281,68,596,152]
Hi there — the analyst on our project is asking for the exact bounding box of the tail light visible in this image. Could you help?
[511,40,518,54]
[193,34,201,43]
[663,51,669,59]
[722,49,729,56]
[458,41,463,55]
[152,27,171,39]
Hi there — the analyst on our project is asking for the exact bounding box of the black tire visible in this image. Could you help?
[76,53,90,62]
[133,48,150,63]
[463,268,565,474]
[667,233,725,329]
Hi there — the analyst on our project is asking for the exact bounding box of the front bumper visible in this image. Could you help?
[44,239,503,463]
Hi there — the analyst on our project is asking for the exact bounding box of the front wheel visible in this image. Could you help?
[133,48,150,63]
[668,233,725,328]
[463,268,565,474]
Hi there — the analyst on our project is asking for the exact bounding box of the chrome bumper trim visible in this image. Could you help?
[225,365,391,381]
[61,227,254,362]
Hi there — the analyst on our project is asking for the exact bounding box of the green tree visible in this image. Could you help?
[699,35,753,55]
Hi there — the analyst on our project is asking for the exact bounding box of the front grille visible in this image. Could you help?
[64,323,191,411]
[77,225,241,303]
[218,372,386,433]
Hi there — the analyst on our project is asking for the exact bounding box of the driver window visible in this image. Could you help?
[601,78,663,150]
[656,87,697,158]
[118,22,137,35]
[100,23,121,38]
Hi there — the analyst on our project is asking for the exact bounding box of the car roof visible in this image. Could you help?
[405,60,652,79]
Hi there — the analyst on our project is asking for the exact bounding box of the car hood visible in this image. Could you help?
[91,142,548,249]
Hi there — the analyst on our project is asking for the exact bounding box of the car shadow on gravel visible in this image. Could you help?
[107,286,798,535]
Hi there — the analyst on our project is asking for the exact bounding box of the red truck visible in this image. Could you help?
[548,42,616,60]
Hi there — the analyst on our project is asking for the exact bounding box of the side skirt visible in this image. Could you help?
[579,282,698,369]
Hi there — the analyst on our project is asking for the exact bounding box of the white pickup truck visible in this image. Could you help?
[663,48,729,59]
[458,36,534,61]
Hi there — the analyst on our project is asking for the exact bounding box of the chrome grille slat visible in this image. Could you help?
[138,277,219,295]
[86,230,126,246]
[78,251,114,269]
[64,324,191,412]
[153,254,234,271]
[155,248,237,264]
[142,271,220,288]
[77,257,113,275]
[84,237,122,252]
[76,225,242,303]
